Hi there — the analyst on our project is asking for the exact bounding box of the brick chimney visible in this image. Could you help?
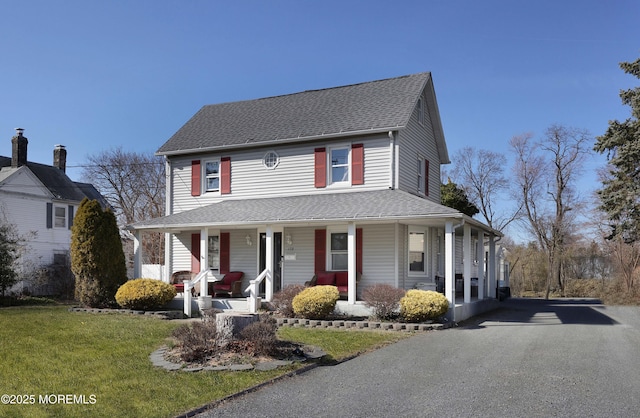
[53,144,67,172]
[11,128,28,168]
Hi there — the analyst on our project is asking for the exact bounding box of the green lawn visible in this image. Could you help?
[0,305,408,418]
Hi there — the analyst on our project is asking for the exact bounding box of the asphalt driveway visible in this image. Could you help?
[192,298,640,418]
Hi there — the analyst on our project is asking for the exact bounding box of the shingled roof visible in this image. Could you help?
[157,72,436,155]
[0,156,107,206]
[129,189,474,231]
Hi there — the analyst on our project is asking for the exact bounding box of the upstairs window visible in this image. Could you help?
[205,160,220,192]
[417,96,425,125]
[329,147,349,184]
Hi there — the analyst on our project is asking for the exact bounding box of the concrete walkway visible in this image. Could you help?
[189,298,640,418]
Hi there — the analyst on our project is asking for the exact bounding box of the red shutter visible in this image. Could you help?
[356,228,363,274]
[221,157,231,194]
[314,229,326,273]
[191,233,201,273]
[352,143,364,185]
[220,232,230,274]
[314,148,326,188]
[191,160,201,196]
[424,159,430,197]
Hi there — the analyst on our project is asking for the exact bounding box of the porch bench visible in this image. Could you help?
[209,271,244,298]
[305,271,361,299]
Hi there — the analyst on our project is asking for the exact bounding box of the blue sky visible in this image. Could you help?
[1,0,638,238]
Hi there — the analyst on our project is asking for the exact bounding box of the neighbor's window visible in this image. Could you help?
[409,230,425,273]
[330,147,349,184]
[330,232,348,270]
[205,160,220,192]
[54,206,66,228]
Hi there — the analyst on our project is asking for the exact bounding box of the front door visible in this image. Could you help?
[259,232,282,295]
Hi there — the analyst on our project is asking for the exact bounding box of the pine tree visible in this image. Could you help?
[441,179,479,217]
[594,58,640,243]
[71,198,127,307]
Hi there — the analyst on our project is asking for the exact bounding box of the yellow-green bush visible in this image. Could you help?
[292,285,339,319]
[400,289,449,322]
[115,278,177,310]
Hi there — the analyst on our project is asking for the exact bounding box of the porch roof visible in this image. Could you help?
[129,190,500,236]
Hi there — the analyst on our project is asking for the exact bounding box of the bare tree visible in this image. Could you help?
[451,147,518,231]
[510,125,591,298]
[82,147,165,264]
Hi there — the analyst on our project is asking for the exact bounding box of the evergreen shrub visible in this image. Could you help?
[115,278,177,310]
[292,285,339,319]
[71,198,127,307]
[399,289,449,322]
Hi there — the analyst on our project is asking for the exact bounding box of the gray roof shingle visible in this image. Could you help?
[157,72,433,155]
[129,189,464,230]
[0,156,107,205]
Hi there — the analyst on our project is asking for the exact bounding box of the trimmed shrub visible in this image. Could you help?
[272,284,306,317]
[115,278,177,310]
[362,284,406,321]
[400,289,449,322]
[292,285,339,319]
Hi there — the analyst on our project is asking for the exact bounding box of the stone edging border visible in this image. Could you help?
[275,317,454,332]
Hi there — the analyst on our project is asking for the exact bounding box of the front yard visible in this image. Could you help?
[0,305,407,418]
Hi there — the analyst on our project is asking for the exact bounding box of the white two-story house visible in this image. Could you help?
[0,128,108,295]
[129,72,502,321]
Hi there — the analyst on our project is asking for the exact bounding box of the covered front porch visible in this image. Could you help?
[129,190,503,322]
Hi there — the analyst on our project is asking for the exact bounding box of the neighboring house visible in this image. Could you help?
[0,128,107,295]
[129,72,502,321]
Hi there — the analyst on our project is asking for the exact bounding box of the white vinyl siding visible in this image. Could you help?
[397,88,441,203]
[168,134,391,213]
[281,226,316,286]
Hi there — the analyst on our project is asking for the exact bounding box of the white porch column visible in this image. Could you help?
[265,225,274,302]
[477,231,485,299]
[444,222,455,313]
[347,222,356,304]
[488,234,496,298]
[133,230,142,279]
[164,232,171,283]
[463,223,472,304]
[200,228,209,296]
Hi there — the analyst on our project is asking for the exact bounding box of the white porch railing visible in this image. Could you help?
[183,269,219,317]
[245,268,270,314]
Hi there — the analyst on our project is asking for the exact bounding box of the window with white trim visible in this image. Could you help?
[262,151,279,169]
[408,227,427,275]
[329,146,349,185]
[417,157,424,194]
[417,96,425,125]
[207,235,220,272]
[54,206,66,228]
[205,160,220,192]
[329,231,348,270]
